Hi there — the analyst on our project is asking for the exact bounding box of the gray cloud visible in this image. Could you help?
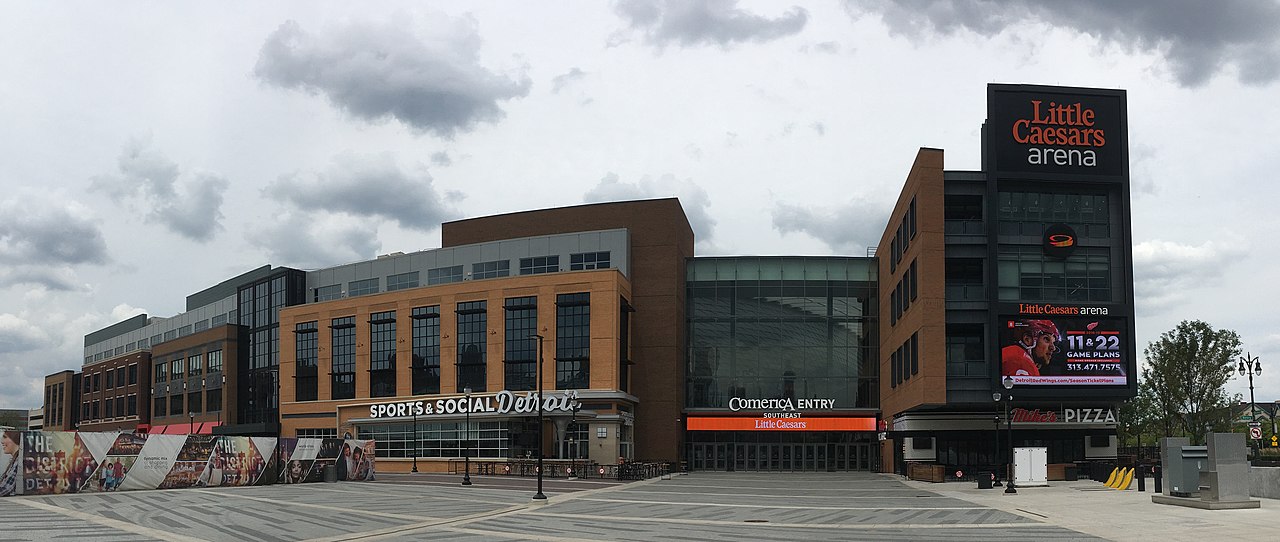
[1133,239,1248,314]
[0,313,50,354]
[772,198,890,254]
[265,153,460,231]
[614,0,808,48]
[0,266,86,292]
[254,17,532,138]
[430,151,453,167]
[844,0,1280,87]
[0,193,108,266]
[551,67,587,94]
[583,172,717,246]
[89,139,230,242]
[247,211,382,270]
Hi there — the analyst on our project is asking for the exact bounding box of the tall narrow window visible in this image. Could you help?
[207,350,223,373]
[295,322,318,401]
[370,311,397,398]
[456,301,487,392]
[619,298,633,393]
[504,296,538,391]
[555,293,590,389]
[411,306,441,395]
[331,317,356,400]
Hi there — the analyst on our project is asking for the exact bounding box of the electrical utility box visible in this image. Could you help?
[1014,447,1048,486]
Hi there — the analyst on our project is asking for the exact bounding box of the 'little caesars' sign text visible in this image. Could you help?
[988,85,1126,178]
[369,390,580,419]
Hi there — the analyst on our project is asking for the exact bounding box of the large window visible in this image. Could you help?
[370,311,397,398]
[472,260,510,280]
[207,350,223,373]
[519,256,559,275]
[556,293,590,389]
[295,323,318,402]
[386,272,419,291]
[153,396,165,418]
[358,420,510,459]
[684,258,879,409]
[997,191,1109,238]
[348,278,379,297]
[207,389,222,413]
[997,245,1111,302]
[411,306,441,395]
[945,324,986,377]
[945,258,985,301]
[456,301,487,392]
[427,266,464,285]
[504,296,538,391]
[188,391,202,413]
[170,394,183,416]
[570,251,610,270]
[331,317,356,400]
[314,285,342,302]
[188,354,202,377]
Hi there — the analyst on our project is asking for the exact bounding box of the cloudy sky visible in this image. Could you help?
[3,1,1279,410]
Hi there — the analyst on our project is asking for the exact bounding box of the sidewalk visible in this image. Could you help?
[903,477,1279,542]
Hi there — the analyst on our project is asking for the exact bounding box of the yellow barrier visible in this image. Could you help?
[1103,467,1119,487]
[1116,468,1134,490]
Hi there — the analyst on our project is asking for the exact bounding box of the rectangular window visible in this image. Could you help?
[188,354,202,377]
[296,428,339,439]
[519,256,559,275]
[153,396,165,418]
[164,329,177,341]
[387,271,419,291]
[105,397,114,418]
[93,373,101,391]
[944,257,985,300]
[471,260,510,280]
[411,306,441,395]
[997,245,1111,302]
[314,284,343,302]
[155,363,167,383]
[504,296,538,391]
[193,319,209,332]
[105,370,114,389]
[911,332,919,376]
[295,323,318,402]
[945,323,986,377]
[170,394,183,416]
[331,317,356,400]
[151,334,163,346]
[178,325,192,337]
[171,358,184,378]
[207,350,223,373]
[211,313,228,326]
[427,265,464,285]
[348,278,379,297]
[619,297,632,393]
[370,311,397,398]
[207,389,222,412]
[128,364,137,385]
[188,391,202,413]
[456,301,487,392]
[569,251,610,271]
[127,394,137,417]
[909,260,918,302]
[555,293,590,389]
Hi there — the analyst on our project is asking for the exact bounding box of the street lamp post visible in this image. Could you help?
[1002,376,1017,494]
[989,405,1002,488]
[189,411,194,435]
[411,404,419,473]
[1239,353,1263,454]
[532,334,547,501]
[462,387,473,485]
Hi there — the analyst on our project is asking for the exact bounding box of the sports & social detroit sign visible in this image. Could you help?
[988,85,1126,177]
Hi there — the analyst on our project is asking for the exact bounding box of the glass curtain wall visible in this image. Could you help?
[686,257,879,409]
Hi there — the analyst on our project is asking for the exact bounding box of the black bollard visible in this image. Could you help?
[1153,464,1162,494]
[1136,463,1145,492]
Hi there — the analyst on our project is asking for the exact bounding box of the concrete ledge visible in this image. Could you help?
[1152,495,1261,509]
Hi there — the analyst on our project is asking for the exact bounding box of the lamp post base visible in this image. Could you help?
[531,492,547,502]
[462,474,472,486]
[1005,484,1017,494]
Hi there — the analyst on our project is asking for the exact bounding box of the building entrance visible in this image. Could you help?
[687,433,875,471]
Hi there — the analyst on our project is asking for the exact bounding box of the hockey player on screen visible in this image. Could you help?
[1001,319,1061,377]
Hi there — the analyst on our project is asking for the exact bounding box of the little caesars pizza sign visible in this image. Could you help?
[368,390,581,419]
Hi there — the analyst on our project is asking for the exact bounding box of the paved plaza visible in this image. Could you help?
[0,472,1274,541]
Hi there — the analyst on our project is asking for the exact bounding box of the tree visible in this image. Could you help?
[1118,376,1161,447]
[1142,320,1241,445]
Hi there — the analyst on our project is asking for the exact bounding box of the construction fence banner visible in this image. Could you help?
[0,430,374,497]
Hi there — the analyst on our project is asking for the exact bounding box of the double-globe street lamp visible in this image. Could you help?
[531,333,547,501]
[1239,353,1263,452]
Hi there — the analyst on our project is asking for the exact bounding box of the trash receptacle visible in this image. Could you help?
[323,464,337,483]
[977,471,992,489]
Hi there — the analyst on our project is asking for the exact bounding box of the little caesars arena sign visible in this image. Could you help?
[368,390,581,419]
[988,84,1126,178]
